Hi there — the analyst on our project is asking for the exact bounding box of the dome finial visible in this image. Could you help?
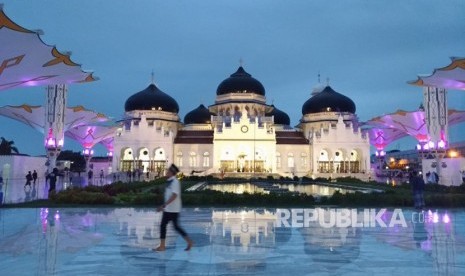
[318,71,321,83]
[239,57,244,67]
[150,69,155,84]
[326,77,330,86]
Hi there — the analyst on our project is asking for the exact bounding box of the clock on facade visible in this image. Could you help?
[241,125,249,133]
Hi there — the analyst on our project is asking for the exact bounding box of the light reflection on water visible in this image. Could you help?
[0,207,463,275]
[207,182,355,196]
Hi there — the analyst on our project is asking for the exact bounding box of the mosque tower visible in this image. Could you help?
[112,77,180,175]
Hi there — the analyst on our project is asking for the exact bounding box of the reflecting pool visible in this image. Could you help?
[206,182,366,196]
[0,208,464,275]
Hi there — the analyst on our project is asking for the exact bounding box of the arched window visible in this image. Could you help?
[287,153,295,168]
[276,152,281,169]
[203,152,210,167]
[189,152,197,167]
[176,151,183,167]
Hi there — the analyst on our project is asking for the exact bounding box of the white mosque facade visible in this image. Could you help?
[112,66,370,178]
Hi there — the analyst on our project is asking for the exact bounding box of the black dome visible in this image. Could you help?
[184,104,214,124]
[266,105,290,125]
[302,86,356,115]
[125,83,179,113]
[216,66,265,96]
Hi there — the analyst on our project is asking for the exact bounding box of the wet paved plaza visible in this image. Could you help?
[0,207,464,275]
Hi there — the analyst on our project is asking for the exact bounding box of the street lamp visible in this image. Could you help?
[45,130,64,172]
[375,150,386,174]
[448,150,458,158]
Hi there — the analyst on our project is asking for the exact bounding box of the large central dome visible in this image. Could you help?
[302,86,356,115]
[125,83,179,113]
[216,66,265,96]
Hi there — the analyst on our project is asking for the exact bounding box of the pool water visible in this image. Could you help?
[0,207,464,275]
[205,182,362,196]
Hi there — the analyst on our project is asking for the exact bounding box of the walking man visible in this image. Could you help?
[155,164,193,252]
[25,171,33,188]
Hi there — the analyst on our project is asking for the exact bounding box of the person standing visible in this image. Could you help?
[155,164,193,252]
[433,171,439,184]
[46,168,59,196]
[99,170,104,184]
[410,170,425,209]
[88,169,94,185]
[32,170,38,185]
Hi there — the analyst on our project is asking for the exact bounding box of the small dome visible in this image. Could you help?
[216,66,265,96]
[266,105,290,125]
[125,83,179,113]
[302,86,356,115]
[184,104,215,124]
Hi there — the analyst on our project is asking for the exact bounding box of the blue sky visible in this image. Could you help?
[1,0,464,156]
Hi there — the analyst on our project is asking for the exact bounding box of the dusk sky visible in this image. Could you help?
[1,0,464,156]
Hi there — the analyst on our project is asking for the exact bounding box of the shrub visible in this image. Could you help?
[52,189,114,205]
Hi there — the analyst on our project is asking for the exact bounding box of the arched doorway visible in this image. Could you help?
[220,147,235,172]
[317,149,331,173]
[349,149,361,173]
[254,148,266,173]
[333,149,346,173]
[120,147,134,172]
[152,147,167,177]
[138,148,150,173]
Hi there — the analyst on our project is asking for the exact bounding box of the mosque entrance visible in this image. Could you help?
[219,159,265,173]
[317,161,361,173]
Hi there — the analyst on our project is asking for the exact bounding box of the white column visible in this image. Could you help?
[423,86,448,183]
[423,86,448,144]
[45,84,67,171]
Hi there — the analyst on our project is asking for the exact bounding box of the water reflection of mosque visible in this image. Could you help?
[211,210,276,250]
[210,209,280,273]
[114,208,166,248]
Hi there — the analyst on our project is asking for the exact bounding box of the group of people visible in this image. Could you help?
[125,168,145,182]
[23,168,60,197]
[87,169,106,185]
[24,170,38,188]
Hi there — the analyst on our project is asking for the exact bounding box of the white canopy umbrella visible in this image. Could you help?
[409,57,465,90]
[0,5,96,91]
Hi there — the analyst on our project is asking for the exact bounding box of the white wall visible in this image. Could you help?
[0,155,48,203]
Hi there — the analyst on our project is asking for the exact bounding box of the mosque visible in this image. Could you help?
[112,65,370,178]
